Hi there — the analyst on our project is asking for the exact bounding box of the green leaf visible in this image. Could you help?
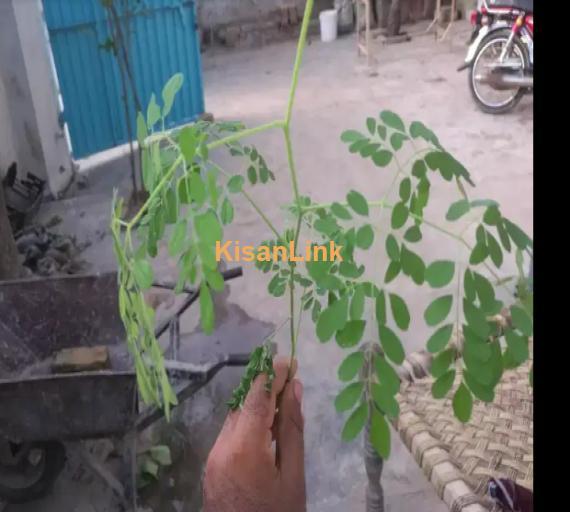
[380,110,406,132]
[194,210,223,245]
[200,283,215,334]
[486,231,503,267]
[399,178,412,202]
[391,202,409,230]
[463,300,491,339]
[510,305,533,336]
[336,320,366,348]
[424,295,453,326]
[259,165,270,184]
[168,220,187,257]
[471,199,499,209]
[375,290,387,326]
[339,261,365,279]
[338,352,365,382]
[331,202,352,220]
[425,151,474,185]
[386,234,400,261]
[425,261,455,288]
[133,260,154,290]
[341,403,368,442]
[220,198,234,225]
[314,217,340,236]
[247,166,257,185]
[505,329,529,365]
[463,371,494,402]
[164,188,178,224]
[350,286,365,320]
[453,383,473,423]
[356,224,375,250]
[150,445,172,466]
[427,324,453,353]
[371,383,400,419]
[483,206,501,226]
[385,261,401,284]
[142,458,159,478]
[189,173,207,205]
[464,269,476,302]
[409,121,441,148]
[412,159,427,179]
[378,325,405,365]
[205,268,225,292]
[146,93,161,128]
[504,219,532,250]
[431,349,454,378]
[366,117,377,135]
[136,112,148,145]
[335,382,364,412]
[227,175,245,193]
[341,130,367,143]
[360,143,381,158]
[161,73,184,117]
[446,200,470,221]
[347,190,369,216]
[377,124,387,140]
[473,272,495,312]
[391,132,409,151]
[374,354,401,395]
[497,221,512,252]
[179,126,198,163]
[470,243,488,265]
[389,293,410,331]
[370,408,391,458]
[400,245,425,285]
[316,296,349,342]
[350,139,369,153]
[372,150,393,167]
[432,369,456,399]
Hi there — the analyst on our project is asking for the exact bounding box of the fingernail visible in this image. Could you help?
[294,380,303,405]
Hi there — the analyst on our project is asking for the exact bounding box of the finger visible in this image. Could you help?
[277,379,305,496]
[218,409,240,441]
[236,356,291,442]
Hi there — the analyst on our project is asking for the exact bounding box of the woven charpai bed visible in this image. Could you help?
[393,353,533,512]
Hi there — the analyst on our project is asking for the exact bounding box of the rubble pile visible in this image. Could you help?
[15,224,89,277]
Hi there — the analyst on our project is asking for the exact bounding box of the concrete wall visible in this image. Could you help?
[0,0,73,195]
[197,0,307,28]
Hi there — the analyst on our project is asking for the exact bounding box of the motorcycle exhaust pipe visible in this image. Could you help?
[476,73,533,90]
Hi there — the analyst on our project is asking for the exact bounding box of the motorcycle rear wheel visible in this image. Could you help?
[469,29,530,115]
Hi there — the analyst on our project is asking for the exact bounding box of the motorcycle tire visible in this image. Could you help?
[468,28,530,115]
[0,441,66,504]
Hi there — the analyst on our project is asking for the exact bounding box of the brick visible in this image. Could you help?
[52,346,110,373]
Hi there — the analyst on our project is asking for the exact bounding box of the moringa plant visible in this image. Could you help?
[111,0,533,460]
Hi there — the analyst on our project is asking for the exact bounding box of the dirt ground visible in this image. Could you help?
[4,19,533,512]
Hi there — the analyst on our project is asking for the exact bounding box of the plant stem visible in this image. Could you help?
[130,120,286,229]
[211,162,282,239]
[282,0,314,377]
[285,0,314,126]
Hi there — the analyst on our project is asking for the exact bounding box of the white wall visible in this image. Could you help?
[0,0,73,195]
[0,75,17,177]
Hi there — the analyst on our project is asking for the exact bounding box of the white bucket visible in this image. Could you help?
[319,9,338,43]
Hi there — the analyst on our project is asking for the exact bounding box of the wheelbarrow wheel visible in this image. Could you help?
[0,441,66,503]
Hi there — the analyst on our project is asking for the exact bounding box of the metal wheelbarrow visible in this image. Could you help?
[0,268,251,504]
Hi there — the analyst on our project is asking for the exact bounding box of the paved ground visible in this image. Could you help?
[5,20,532,512]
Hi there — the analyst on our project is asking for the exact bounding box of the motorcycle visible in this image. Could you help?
[458,0,533,114]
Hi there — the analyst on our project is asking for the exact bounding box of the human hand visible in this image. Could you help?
[203,357,306,512]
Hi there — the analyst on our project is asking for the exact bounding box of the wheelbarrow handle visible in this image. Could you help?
[135,352,251,433]
[153,267,243,339]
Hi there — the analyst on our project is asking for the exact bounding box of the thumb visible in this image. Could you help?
[277,379,306,503]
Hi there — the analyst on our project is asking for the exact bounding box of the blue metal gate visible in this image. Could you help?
[42,0,205,159]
